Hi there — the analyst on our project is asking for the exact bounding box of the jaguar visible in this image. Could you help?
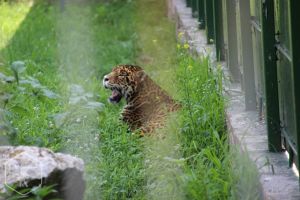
[103,64,180,135]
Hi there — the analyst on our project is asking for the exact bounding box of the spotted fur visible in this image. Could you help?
[103,64,180,134]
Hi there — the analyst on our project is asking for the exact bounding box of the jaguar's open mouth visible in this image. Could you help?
[109,89,122,103]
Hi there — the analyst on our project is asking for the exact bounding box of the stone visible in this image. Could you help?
[0,146,85,200]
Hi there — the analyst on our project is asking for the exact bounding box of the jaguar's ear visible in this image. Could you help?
[136,70,146,82]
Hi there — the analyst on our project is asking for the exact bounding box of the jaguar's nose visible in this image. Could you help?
[103,75,109,82]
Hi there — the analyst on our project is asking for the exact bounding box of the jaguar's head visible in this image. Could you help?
[103,65,146,103]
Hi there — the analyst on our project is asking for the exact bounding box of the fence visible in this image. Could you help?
[185,0,300,173]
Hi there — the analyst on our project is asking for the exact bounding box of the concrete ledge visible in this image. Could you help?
[226,83,300,200]
[168,0,300,199]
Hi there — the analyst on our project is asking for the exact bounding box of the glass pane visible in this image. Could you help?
[250,0,261,25]
[278,54,297,145]
[252,28,265,111]
[275,0,295,146]
[255,0,262,23]
[251,0,265,115]
[275,0,291,51]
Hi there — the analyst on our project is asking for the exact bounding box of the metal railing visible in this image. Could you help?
[184,0,300,176]
[187,0,225,59]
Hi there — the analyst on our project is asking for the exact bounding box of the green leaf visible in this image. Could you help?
[11,61,26,74]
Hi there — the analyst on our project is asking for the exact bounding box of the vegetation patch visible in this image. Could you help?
[176,46,230,199]
[0,1,145,199]
[0,0,260,199]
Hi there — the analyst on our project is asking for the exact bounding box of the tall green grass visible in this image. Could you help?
[0,0,260,199]
[87,2,145,199]
[176,47,231,199]
[0,1,62,149]
[0,1,145,199]
[176,46,261,200]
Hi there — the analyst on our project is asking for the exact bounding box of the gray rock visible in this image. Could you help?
[0,146,85,200]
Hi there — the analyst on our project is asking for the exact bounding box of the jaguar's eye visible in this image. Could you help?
[118,73,128,77]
